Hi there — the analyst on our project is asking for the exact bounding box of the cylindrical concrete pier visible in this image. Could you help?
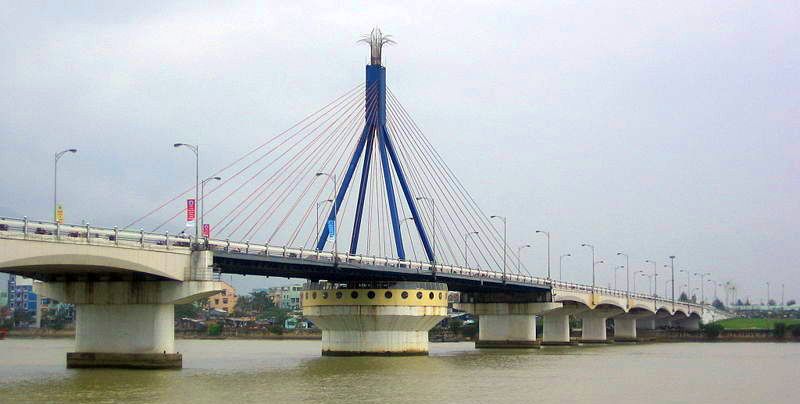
[613,317,637,341]
[302,281,447,356]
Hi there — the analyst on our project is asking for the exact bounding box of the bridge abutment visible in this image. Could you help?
[455,293,559,348]
[302,282,447,356]
[36,280,222,369]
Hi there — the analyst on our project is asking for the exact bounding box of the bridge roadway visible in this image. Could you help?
[0,217,729,366]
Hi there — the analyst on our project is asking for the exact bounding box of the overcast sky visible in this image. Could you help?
[1,1,798,302]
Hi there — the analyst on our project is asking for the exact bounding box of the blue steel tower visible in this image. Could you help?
[316,28,434,263]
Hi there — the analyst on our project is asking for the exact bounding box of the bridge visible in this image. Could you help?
[0,29,729,368]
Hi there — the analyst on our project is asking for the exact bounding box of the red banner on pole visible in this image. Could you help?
[186,199,196,223]
[202,224,210,238]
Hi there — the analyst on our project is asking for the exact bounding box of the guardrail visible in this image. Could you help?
[0,216,708,310]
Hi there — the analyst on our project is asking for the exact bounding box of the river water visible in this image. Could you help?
[0,339,796,403]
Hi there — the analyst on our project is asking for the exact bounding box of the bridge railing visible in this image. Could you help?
[0,216,709,311]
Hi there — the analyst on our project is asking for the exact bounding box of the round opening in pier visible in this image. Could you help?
[367,291,376,299]
[401,291,408,299]
[385,291,393,299]
[429,292,434,300]
[351,291,359,299]
[322,292,328,299]
[416,292,423,299]
[336,291,342,299]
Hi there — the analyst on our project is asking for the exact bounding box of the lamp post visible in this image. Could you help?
[640,273,653,295]
[559,253,571,281]
[401,217,417,261]
[633,270,644,293]
[535,230,551,279]
[490,215,507,282]
[315,199,333,243]
[316,172,338,262]
[679,269,691,303]
[200,176,221,240]
[416,197,436,265]
[580,243,596,291]
[613,265,625,290]
[669,255,676,310]
[463,231,478,267]
[645,259,657,298]
[694,272,711,303]
[766,282,770,306]
[174,143,199,245]
[665,279,673,299]
[517,244,531,273]
[617,252,630,297]
[54,148,78,222]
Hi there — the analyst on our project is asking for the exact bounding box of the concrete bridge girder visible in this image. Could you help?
[0,237,196,281]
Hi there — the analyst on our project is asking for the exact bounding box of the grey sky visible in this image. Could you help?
[1,1,798,302]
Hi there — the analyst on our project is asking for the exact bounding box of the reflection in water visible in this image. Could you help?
[0,339,797,403]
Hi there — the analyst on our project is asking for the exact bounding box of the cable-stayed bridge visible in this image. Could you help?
[0,28,729,368]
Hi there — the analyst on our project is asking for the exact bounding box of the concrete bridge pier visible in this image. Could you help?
[675,314,701,330]
[541,304,587,346]
[455,292,559,348]
[302,281,448,356]
[576,307,624,343]
[636,317,656,331]
[36,280,221,369]
[612,311,653,342]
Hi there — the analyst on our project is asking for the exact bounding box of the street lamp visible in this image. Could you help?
[315,199,334,242]
[640,272,653,295]
[694,272,711,303]
[316,172,338,262]
[613,265,625,290]
[665,279,673,299]
[669,255,676,309]
[200,176,221,239]
[535,230,551,279]
[490,215,507,282]
[54,148,78,222]
[517,244,531,273]
[463,231,478,267]
[580,243,596,291]
[416,197,437,265]
[559,253,571,281]
[679,269,691,303]
[766,282,770,306]
[645,259,658,298]
[633,270,644,293]
[401,216,417,260]
[174,143,199,244]
[617,252,630,297]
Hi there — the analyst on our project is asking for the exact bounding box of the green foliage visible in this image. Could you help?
[773,322,787,339]
[268,325,283,335]
[702,323,724,339]
[788,324,800,338]
[679,292,689,302]
[235,291,276,316]
[768,299,777,306]
[715,318,800,330]
[787,300,796,306]
[207,323,222,336]
[175,303,200,319]
[712,299,725,310]
[461,323,478,338]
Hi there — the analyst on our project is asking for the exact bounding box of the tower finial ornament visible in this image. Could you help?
[359,27,394,66]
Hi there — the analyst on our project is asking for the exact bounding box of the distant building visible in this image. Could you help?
[0,290,7,308]
[208,281,238,313]
[7,275,37,327]
[266,284,303,310]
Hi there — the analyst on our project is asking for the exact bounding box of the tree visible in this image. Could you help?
[679,292,689,302]
[787,300,796,306]
[712,299,725,310]
[702,323,724,340]
[175,303,200,319]
[736,299,744,306]
[774,322,787,339]
[768,299,777,306]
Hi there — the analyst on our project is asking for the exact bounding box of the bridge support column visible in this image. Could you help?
[454,301,561,348]
[636,317,656,331]
[303,282,447,356]
[675,315,701,331]
[541,305,587,346]
[36,280,222,369]
[576,308,623,343]
[612,316,637,341]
